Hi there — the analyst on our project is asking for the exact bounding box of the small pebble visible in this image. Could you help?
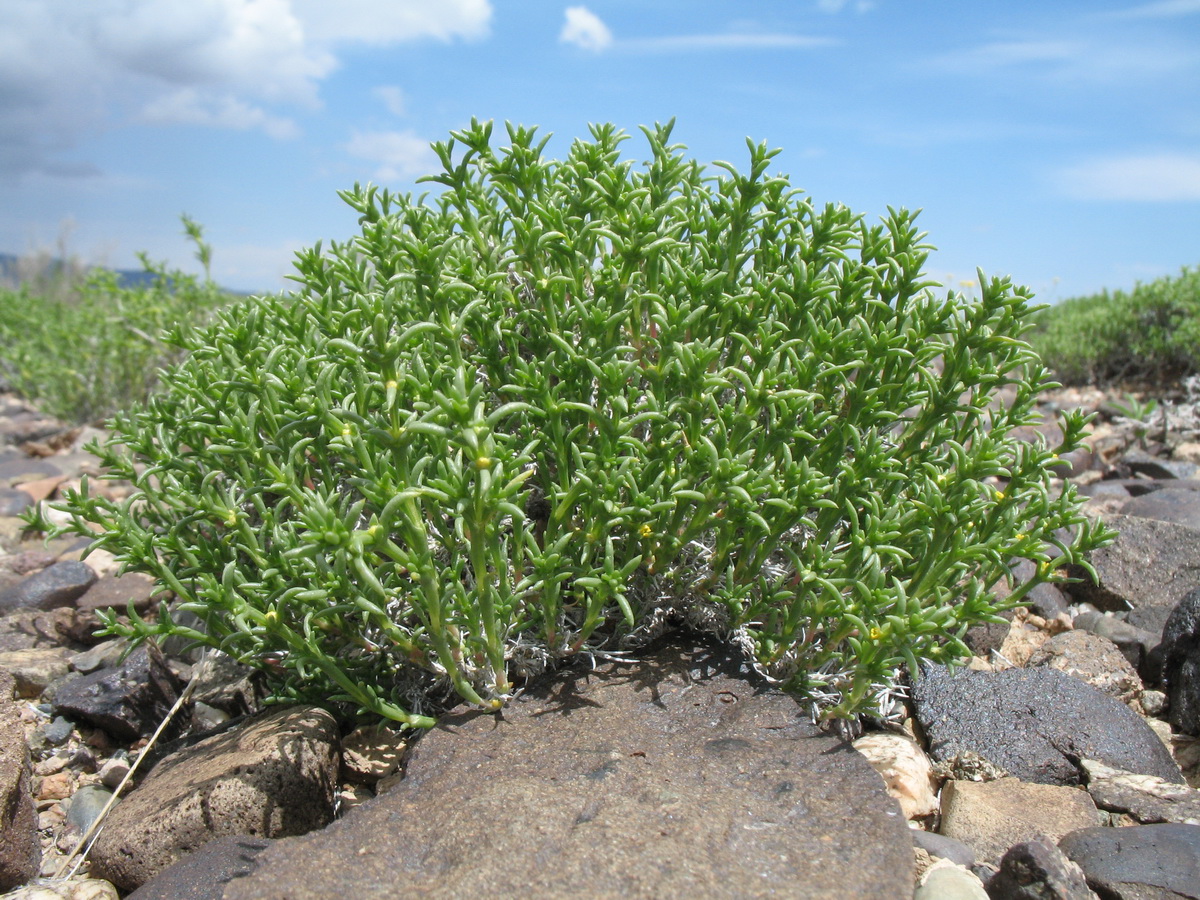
[37,770,73,801]
[1141,689,1168,716]
[43,716,74,745]
[66,784,115,833]
[97,757,131,789]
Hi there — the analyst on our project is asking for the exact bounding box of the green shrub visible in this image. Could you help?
[0,217,233,425]
[1029,266,1200,386]
[42,121,1112,728]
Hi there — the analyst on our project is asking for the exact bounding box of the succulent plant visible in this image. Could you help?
[42,119,1113,728]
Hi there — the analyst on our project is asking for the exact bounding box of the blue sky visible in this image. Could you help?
[2,0,1198,302]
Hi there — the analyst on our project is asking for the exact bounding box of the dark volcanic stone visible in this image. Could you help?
[1161,589,1200,736]
[125,835,271,900]
[225,640,915,900]
[1059,824,1200,900]
[911,667,1182,785]
[988,837,1096,900]
[1065,515,1200,616]
[0,560,97,612]
[52,642,183,742]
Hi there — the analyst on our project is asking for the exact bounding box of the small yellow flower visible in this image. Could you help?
[386,380,398,390]
[341,425,352,437]
[868,627,883,641]
[476,456,492,470]
[639,523,653,538]
[224,510,238,527]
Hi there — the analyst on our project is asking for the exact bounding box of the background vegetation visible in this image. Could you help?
[1026,265,1200,388]
[0,217,236,425]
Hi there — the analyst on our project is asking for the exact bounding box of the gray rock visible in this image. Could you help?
[0,647,72,697]
[66,784,114,833]
[225,640,915,900]
[42,715,74,745]
[1059,824,1200,900]
[0,457,63,484]
[1072,609,1162,673]
[51,643,183,742]
[0,488,31,516]
[0,560,97,613]
[1123,486,1200,530]
[124,835,271,900]
[74,572,159,615]
[1026,630,1143,701]
[1161,589,1200,736]
[912,830,977,868]
[988,837,1098,900]
[88,705,339,891]
[1064,514,1200,617]
[1082,759,1200,826]
[0,671,39,891]
[912,667,1183,785]
[0,607,76,653]
[1123,453,1199,481]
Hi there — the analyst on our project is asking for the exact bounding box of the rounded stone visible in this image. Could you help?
[224,640,914,900]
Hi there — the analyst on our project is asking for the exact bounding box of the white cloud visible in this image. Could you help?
[0,0,494,180]
[1101,0,1200,18]
[344,130,438,182]
[624,33,837,52]
[816,0,876,12]
[141,88,299,139]
[560,7,613,53]
[291,0,492,45]
[90,0,335,106]
[374,86,408,117]
[1057,153,1200,201]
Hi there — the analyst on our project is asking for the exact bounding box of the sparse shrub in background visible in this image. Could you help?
[0,216,234,425]
[1028,266,1200,386]
[40,121,1112,728]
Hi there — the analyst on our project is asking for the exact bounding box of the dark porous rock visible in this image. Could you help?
[1026,630,1143,702]
[1027,582,1072,621]
[51,642,183,742]
[1123,486,1200,531]
[1059,824,1200,900]
[89,706,338,891]
[0,671,39,891]
[1161,589,1200,736]
[225,640,915,900]
[1082,759,1200,826]
[189,651,260,718]
[966,610,1014,657]
[912,667,1182,786]
[1064,514,1200,617]
[988,837,1098,900]
[125,835,272,900]
[0,560,97,613]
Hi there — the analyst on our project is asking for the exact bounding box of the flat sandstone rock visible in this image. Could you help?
[226,639,914,900]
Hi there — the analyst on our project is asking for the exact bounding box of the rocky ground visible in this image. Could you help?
[1,382,1200,899]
